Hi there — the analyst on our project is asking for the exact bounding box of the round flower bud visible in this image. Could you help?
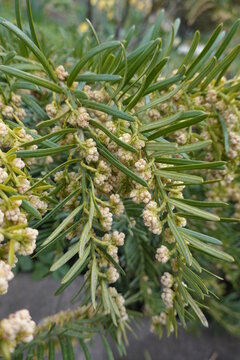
[155,246,170,264]
[160,272,174,288]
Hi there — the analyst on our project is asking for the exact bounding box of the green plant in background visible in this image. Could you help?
[175,0,240,28]
[157,19,240,334]
[0,1,239,359]
[0,0,169,43]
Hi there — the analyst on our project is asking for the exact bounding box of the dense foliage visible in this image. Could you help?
[0,2,239,359]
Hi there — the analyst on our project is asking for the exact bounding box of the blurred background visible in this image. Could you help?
[1,1,240,28]
[0,0,240,41]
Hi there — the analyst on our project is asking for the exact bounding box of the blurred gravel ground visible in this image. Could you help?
[1,274,240,360]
